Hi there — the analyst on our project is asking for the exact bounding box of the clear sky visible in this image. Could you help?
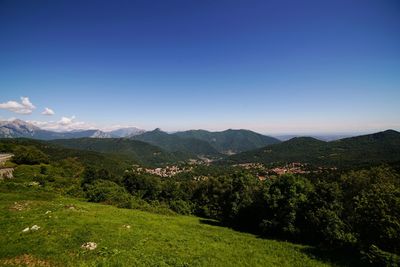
[0,0,399,134]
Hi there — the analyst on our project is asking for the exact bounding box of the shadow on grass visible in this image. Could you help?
[199,218,224,227]
[199,218,365,267]
[300,246,365,267]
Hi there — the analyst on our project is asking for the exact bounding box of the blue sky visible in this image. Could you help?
[0,0,399,133]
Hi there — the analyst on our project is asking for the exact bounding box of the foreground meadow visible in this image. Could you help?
[0,186,337,267]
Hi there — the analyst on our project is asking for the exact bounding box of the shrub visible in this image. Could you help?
[12,146,49,165]
[81,167,115,190]
[169,200,194,215]
[361,245,400,266]
[123,172,161,200]
[86,180,132,208]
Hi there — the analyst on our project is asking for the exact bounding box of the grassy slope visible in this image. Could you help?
[0,189,334,267]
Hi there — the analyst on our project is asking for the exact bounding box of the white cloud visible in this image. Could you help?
[41,107,55,116]
[28,116,96,132]
[59,115,76,125]
[0,97,36,114]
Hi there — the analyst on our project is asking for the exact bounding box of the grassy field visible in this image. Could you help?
[0,186,339,267]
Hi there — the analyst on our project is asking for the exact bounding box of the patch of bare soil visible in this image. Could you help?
[8,201,31,211]
[64,204,76,210]
[0,254,52,267]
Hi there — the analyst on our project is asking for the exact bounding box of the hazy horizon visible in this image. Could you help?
[1,117,396,138]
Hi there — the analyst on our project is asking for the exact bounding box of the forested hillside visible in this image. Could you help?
[227,130,400,167]
[174,129,280,154]
[131,129,221,157]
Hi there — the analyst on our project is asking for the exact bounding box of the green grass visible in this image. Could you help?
[0,187,336,267]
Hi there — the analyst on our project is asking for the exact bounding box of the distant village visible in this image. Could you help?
[131,165,193,177]
[131,161,337,180]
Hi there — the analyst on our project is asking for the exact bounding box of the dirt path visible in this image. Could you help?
[0,153,13,163]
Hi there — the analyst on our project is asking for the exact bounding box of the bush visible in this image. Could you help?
[86,180,132,208]
[81,167,115,190]
[362,245,400,266]
[130,197,176,216]
[123,172,161,200]
[168,200,194,215]
[12,146,49,165]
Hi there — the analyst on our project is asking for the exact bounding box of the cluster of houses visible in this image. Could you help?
[270,162,309,175]
[234,162,309,176]
[132,165,193,177]
[233,163,265,170]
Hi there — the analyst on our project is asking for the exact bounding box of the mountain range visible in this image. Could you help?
[1,119,400,167]
[0,119,143,139]
[0,119,281,156]
[130,128,280,156]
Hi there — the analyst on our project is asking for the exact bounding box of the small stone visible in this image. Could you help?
[81,242,97,250]
[22,227,30,233]
[30,225,40,231]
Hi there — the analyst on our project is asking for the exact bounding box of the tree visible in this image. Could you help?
[86,180,132,208]
[303,181,355,247]
[259,174,313,238]
[123,172,161,200]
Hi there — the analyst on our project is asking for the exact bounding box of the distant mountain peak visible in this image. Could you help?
[0,119,40,138]
[381,129,399,135]
[108,127,145,138]
[173,129,281,154]
[0,119,147,139]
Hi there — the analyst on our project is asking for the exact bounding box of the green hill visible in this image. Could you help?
[174,129,281,154]
[132,129,221,157]
[0,187,335,266]
[226,130,400,167]
[49,138,182,166]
